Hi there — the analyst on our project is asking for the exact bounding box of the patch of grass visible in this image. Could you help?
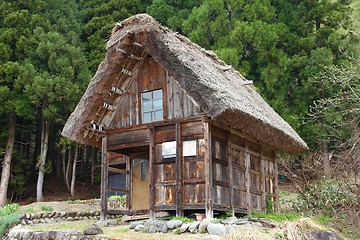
[314,214,331,224]
[0,212,19,237]
[249,211,302,222]
[23,208,35,213]
[25,220,96,231]
[40,205,53,212]
[170,216,193,223]
[0,203,19,216]
[0,204,20,237]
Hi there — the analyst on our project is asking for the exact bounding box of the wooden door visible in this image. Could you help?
[131,154,150,210]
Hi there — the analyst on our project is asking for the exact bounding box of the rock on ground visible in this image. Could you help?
[83,226,103,235]
[207,223,226,236]
[166,220,183,230]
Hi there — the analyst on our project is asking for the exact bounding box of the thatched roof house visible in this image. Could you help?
[62,14,307,219]
[62,14,307,154]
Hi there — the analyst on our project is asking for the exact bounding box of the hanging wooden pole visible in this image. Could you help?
[100,134,108,221]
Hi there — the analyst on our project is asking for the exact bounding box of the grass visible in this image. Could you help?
[170,216,193,223]
[0,203,20,237]
[25,220,96,231]
[249,211,302,222]
[40,205,54,212]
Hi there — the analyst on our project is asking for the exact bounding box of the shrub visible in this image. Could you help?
[0,204,20,237]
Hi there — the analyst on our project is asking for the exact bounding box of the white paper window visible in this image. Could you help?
[183,140,197,157]
[162,141,176,158]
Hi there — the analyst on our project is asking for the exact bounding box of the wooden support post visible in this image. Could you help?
[175,123,183,216]
[274,153,280,213]
[125,155,131,211]
[245,141,252,215]
[204,122,213,218]
[149,127,156,220]
[227,131,234,216]
[100,135,108,221]
[260,147,266,213]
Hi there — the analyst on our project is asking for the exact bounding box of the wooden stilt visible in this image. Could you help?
[227,131,235,216]
[175,123,184,216]
[204,122,213,218]
[260,147,266,213]
[274,153,280,213]
[100,135,108,221]
[149,127,156,220]
[245,141,252,215]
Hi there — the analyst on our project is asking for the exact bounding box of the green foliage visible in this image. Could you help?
[0,212,19,237]
[295,178,352,214]
[79,0,148,71]
[249,211,301,222]
[0,204,19,237]
[40,205,53,212]
[0,203,18,216]
[171,216,193,223]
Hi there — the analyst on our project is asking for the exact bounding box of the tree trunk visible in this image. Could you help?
[0,112,16,207]
[62,145,66,182]
[71,145,78,198]
[65,146,72,191]
[36,118,49,202]
[321,140,331,178]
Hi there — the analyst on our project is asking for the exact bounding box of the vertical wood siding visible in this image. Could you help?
[108,57,199,129]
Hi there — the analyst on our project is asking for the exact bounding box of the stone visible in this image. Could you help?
[166,220,183,230]
[44,218,52,223]
[199,218,212,233]
[18,213,25,219]
[221,217,237,225]
[21,220,27,225]
[66,217,74,221]
[235,219,252,225]
[207,223,226,236]
[188,221,200,233]
[179,223,190,233]
[39,219,46,223]
[307,230,343,240]
[95,220,108,228]
[106,219,118,226]
[83,226,103,235]
[148,225,157,233]
[134,224,144,232]
[74,216,80,221]
[157,221,168,233]
[251,222,263,227]
[130,221,144,229]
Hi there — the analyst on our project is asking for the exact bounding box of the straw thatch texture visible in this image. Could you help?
[62,14,308,154]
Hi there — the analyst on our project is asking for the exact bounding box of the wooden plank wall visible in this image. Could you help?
[108,57,199,129]
[211,125,277,214]
[153,121,205,212]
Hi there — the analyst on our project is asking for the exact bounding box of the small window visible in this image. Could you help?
[141,161,147,181]
[162,141,176,158]
[183,140,197,157]
[142,89,163,123]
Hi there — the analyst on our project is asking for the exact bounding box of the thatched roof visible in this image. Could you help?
[62,14,308,154]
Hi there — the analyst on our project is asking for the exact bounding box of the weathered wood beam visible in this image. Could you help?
[126,155,131,211]
[100,135,108,221]
[175,122,184,216]
[274,153,280,213]
[108,166,128,174]
[228,131,235,217]
[149,127,155,220]
[245,140,252,215]
[204,122,213,218]
[260,146,266,213]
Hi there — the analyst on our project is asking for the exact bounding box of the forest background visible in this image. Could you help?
[0,0,359,219]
